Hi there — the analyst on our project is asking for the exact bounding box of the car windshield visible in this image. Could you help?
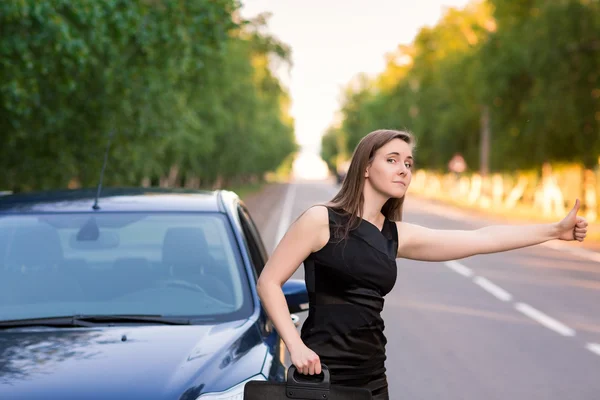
[0,212,253,323]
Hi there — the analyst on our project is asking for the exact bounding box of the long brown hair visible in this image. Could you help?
[327,129,416,241]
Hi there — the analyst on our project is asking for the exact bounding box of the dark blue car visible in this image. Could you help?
[0,187,308,399]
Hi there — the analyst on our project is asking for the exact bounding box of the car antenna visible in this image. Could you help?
[92,130,116,210]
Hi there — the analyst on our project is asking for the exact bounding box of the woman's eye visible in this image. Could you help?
[405,163,412,169]
[387,158,396,163]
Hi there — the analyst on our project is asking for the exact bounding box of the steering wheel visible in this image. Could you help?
[158,279,208,295]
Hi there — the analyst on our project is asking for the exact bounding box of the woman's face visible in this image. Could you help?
[365,138,414,198]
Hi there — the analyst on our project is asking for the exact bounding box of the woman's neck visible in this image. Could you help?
[361,182,388,226]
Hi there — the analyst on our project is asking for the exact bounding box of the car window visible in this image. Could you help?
[237,206,268,277]
[0,212,253,322]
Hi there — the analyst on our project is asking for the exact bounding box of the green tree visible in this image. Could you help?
[326,0,599,174]
[0,0,297,192]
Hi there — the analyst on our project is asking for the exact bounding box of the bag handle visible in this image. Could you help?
[286,364,331,399]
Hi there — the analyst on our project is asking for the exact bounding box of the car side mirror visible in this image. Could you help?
[282,279,308,314]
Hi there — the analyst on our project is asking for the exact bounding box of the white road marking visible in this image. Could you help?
[515,302,576,337]
[444,260,473,277]
[586,343,600,356]
[473,276,513,302]
[275,183,296,246]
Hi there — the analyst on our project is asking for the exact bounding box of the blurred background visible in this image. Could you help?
[2,0,600,228]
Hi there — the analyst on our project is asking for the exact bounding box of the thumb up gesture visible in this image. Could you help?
[556,199,588,242]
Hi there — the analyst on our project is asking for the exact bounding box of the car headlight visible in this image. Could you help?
[196,374,266,399]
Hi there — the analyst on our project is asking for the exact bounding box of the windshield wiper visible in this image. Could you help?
[0,314,191,329]
[0,316,97,329]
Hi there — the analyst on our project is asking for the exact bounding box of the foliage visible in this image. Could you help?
[323,0,600,173]
[0,0,297,192]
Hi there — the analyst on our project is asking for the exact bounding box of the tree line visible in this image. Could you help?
[1,0,298,193]
[322,0,600,175]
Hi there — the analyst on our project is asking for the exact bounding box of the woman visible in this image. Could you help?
[256,129,588,399]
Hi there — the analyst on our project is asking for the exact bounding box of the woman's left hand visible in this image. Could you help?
[556,199,588,242]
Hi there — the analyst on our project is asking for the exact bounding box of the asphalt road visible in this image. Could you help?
[247,179,600,400]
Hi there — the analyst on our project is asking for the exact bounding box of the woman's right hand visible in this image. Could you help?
[289,343,321,375]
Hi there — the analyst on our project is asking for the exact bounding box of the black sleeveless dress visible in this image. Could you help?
[300,206,398,400]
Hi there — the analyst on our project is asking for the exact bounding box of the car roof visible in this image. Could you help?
[0,187,239,213]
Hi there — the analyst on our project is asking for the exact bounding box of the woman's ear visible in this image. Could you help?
[364,167,369,178]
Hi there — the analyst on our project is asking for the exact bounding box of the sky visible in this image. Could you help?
[240,0,474,158]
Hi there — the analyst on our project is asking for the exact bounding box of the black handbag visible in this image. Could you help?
[244,364,372,399]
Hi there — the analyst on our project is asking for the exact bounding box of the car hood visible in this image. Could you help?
[0,319,268,400]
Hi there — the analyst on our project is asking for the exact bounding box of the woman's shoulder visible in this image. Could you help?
[300,203,348,222]
[295,204,331,253]
[299,204,330,225]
